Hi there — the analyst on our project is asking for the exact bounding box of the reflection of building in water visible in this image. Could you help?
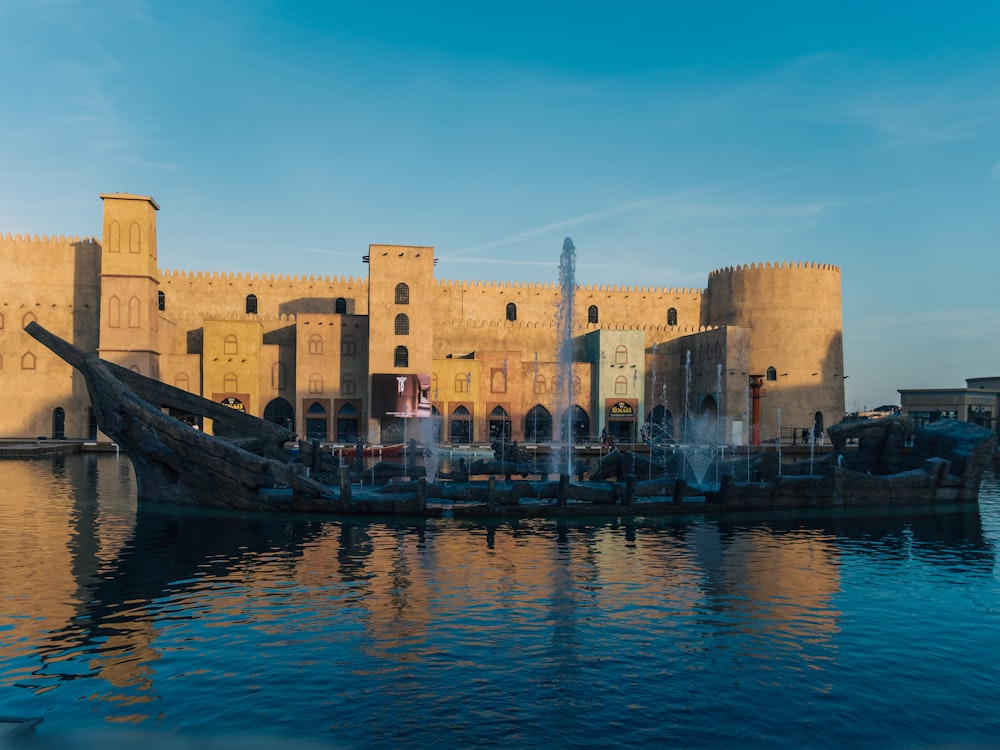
[0,458,161,717]
[697,526,842,644]
[2,193,845,447]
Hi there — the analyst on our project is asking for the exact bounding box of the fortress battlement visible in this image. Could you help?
[1,232,99,244]
[434,318,557,329]
[159,268,366,286]
[164,311,300,324]
[437,277,705,295]
[708,261,840,279]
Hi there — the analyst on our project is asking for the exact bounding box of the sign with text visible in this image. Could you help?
[607,399,636,418]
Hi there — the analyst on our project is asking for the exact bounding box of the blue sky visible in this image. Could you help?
[2,1,998,411]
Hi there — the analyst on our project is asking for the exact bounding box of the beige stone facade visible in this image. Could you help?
[1,193,846,445]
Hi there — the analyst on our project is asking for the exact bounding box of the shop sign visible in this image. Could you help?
[609,400,634,417]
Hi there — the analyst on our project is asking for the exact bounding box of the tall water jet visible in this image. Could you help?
[557,237,576,477]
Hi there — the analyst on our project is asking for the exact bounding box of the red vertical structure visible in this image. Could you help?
[749,375,765,446]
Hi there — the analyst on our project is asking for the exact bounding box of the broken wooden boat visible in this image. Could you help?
[26,322,998,516]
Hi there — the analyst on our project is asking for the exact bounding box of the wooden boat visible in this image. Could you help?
[26,322,998,516]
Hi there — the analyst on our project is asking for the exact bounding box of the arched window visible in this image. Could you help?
[455,374,469,393]
[109,221,121,253]
[21,352,35,370]
[450,405,472,444]
[615,375,628,395]
[224,373,238,392]
[667,307,678,326]
[395,313,409,335]
[128,296,141,328]
[224,334,238,355]
[525,405,553,442]
[341,374,356,395]
[394,346,408,368]
[305,401,327,441]
[766,366,777,381]
[309,373,324,393]
[157,290,165,311]
[0,312,4,329]
[615,345,628,364]
[108,296,120,328]
[335,297,347,314]
[342,335,357,355]
[505,302,517,321]
[534,375,546,394]
[308,334,323,354]
[246,294,258,314]
[489,405,511,441]
[22,312,36,327]
[336,402,359,442]
[565,405,590,444]
[551,376,561,394]
[395,283,409,304]
[587,305,598,324]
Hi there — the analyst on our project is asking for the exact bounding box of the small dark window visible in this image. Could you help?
[587,305,598,324]
[395,313,409,335]
[766,366,777,381]
[246,294,258,314]
[157,290,165,311]
[395,283,409,304]
[667,307,678,326]
[394,346,408,367]
[343,336,357,355]
[335,297,347,314]
[506,302,517,321]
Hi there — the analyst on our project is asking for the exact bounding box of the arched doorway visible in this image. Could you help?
[450,405,472,444]
[336,403,359,442]
[524,405,552,443]
[647,405,674,444]
[263,397,294,431]
[52,407,65,439]
[488,406,511,442]
[694,394,720,444]
[563,405,590,444]
[814,411,825,442]
[305,401,328,441]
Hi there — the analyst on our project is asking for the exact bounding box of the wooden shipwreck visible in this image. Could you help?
[26,322,997,517]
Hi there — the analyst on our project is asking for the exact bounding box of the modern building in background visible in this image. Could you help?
[899,377,998,433]
[1,193,846,445]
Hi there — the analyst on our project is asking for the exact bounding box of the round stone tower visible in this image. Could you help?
[706,262,845,439]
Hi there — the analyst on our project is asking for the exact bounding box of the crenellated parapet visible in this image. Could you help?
[0,232,99,245]
[159,268,367,286]
[708,260,841,280]
[163,310,299,324]
[436,277,706,296]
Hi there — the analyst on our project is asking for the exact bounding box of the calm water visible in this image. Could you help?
[2,454,1000,749]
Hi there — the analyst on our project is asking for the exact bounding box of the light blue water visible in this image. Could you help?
[1,454,999,748]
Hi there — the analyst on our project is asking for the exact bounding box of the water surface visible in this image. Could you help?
[1,454,999,748]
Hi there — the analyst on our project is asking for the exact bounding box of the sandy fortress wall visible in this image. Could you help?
[0,194,845,444]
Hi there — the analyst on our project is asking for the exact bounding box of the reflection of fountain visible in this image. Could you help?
[420,417,439,483]
[556,237,576,478]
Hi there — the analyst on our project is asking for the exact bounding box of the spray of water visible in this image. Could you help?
[557,237,576,477]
